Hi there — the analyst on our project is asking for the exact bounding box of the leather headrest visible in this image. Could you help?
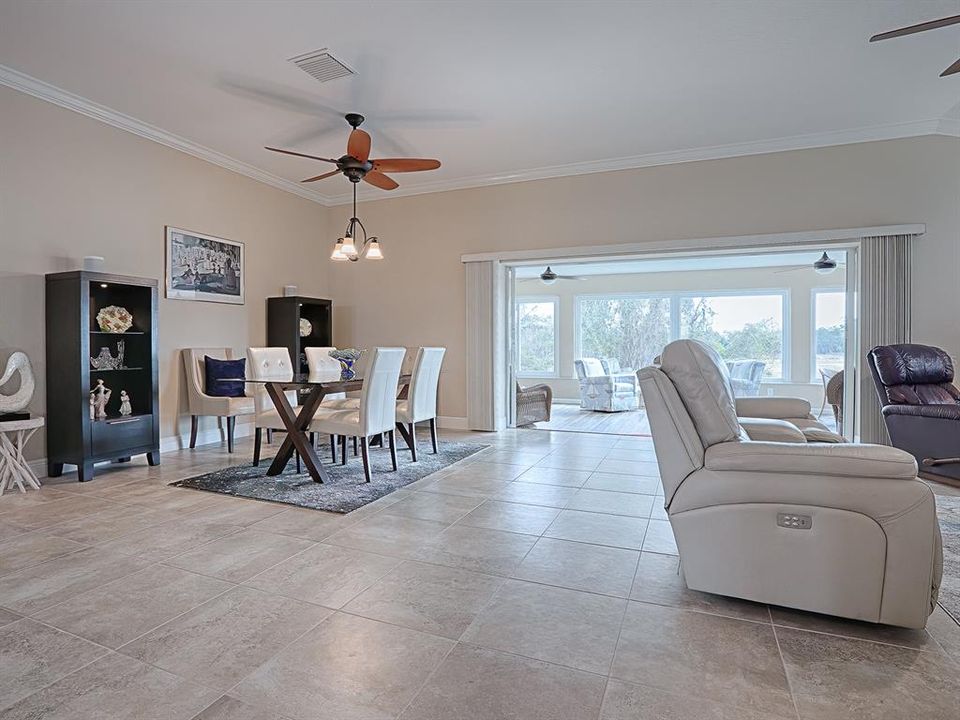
[660,339,741,446]
[870,344,954,387]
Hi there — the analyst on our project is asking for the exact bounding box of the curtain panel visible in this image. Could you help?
[858,234,914,445]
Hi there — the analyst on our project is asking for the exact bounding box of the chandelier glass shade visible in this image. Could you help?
[331,183,382,262]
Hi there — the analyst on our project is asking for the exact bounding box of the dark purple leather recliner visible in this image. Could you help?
[867,343,960,481]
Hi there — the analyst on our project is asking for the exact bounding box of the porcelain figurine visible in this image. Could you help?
[0,351,35,415]
[91,379,111,420]
[119,390,132,416]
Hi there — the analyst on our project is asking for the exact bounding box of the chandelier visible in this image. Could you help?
[331,182,382,262]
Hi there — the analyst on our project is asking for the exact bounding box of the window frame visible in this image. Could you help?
[810,287,846,382]
[515,295,560,378]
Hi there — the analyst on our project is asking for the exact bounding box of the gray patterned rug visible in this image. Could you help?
[937,494,960,623]
[170,440,488,513]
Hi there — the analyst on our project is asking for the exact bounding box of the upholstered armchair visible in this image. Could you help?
[639,339,941,629]
[725,360,765,397]
[516,382,553,426]
[868,343,960,481]
[574,358,640,412]
[182,348,254,452]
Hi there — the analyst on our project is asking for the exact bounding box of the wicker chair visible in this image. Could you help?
[516,382,552,426]
[824,369,844,432]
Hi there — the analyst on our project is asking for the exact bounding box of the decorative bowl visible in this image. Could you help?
[96,306,133,333]
[299,318,313,337]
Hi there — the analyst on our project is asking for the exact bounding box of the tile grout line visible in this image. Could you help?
[770,613,804,720]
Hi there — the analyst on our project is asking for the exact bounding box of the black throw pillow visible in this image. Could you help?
[204,356,246,398]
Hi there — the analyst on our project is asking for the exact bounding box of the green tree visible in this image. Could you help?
[517,302,555,373]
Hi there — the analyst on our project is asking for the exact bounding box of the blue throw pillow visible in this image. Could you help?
[204,356,245,398]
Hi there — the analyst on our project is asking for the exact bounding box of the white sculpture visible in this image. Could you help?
[91,379,111,420]
[0,352,35,415]
[119,390,132,416]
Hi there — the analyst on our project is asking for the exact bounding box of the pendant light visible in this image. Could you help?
[332,182,382,262]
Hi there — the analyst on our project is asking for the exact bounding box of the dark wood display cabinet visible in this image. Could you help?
[267,296,333,374]
[45,271,160,481]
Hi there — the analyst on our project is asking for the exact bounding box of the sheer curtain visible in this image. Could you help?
[858,234,914,444]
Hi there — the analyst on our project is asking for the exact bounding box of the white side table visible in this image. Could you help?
[0,417,44,495]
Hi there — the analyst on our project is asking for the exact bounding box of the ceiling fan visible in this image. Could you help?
[265,113,440,190]
[774,252,842,275]
[870,14,960,77]
[519,266,586,285]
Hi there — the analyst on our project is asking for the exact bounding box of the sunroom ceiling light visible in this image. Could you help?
[813,252,838,274]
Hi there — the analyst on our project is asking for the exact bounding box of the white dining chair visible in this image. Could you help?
[310,347,405,482]
[397,347,446,461]
[304,346,353,460]
[247,347,301,468]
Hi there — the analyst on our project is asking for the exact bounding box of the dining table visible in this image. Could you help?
[239,372,412,484]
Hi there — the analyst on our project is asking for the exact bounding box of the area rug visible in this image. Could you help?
[170,440,488,513]
[937,494,960,623]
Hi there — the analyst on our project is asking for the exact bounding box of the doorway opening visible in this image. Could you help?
[509,248,852,437]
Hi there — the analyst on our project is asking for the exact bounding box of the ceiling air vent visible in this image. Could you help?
[289,49,355,83]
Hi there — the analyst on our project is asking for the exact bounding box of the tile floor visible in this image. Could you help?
[0,428,958,719]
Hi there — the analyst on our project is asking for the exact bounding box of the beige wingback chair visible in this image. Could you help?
[182,348,254,452]
[639,339,942,629]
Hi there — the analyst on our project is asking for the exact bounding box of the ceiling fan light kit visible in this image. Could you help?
[814,252,838,274]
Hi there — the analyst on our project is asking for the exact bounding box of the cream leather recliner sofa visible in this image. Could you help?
[639,339,942,629]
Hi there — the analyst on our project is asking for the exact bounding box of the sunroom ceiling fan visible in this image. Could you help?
[265,113,440,190]
[518,266,586,285]
[870,14,960,77]
[774,252,842,275]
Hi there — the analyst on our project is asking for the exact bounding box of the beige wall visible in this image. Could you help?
[516,265,845,404]
[0,87,330,460]
[328,135,960,419]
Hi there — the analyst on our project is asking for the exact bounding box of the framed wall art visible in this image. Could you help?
[165,226,244,305]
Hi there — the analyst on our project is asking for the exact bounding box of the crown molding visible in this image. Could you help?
[328,118,956,205]
[936,116,960,136]
[0,64,332,206]
[3,64,956,210]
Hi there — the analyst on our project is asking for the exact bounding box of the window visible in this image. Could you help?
[576,295,672,371]
[516,298,558,376]
[812,289,846,379]
[679,292,787,379]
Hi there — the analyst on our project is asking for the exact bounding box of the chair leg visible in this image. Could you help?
[341,435,348,465]
[189,415,198,449]
[253,428,262,467]
[330,434,337,462]
[388,429,398,471]
[353,436,358,457]
[226,416,236,453]
[296,450,301,474]
[360,436,371,482]
[408,423,418,462]
[266,428,273,444]
[429,417,439,454]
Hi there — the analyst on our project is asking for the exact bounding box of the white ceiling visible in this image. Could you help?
[514,250,848,278]
[1,1,957,205]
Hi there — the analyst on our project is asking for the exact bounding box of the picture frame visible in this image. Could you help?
[165,226,244,305]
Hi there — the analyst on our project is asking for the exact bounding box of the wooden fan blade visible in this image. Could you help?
[264,146,339,163]
[371,158,441,173]
[870,14,960,41]
[301,170,340,183]
[348,129,371,162]
[363,170,399,190]
[941,57,960,76]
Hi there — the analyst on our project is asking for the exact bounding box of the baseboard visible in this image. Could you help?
[437,416,469,430]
